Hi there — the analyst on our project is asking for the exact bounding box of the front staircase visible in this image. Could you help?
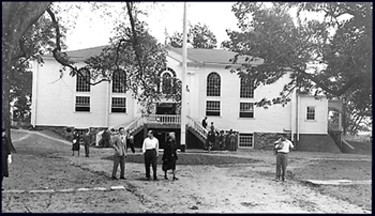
[186,116,208,144]
[95,115,207,146]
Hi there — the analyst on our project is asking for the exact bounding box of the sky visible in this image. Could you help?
[64,2,239,51]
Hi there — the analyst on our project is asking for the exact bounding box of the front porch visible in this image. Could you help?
[96,114,210,150]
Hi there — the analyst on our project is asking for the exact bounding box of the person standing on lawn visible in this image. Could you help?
[219,130,225,150]
[274,134,294,182]
[126,129,135,153]
[83,128,91,157]
[2,128,16,189]
[162,132,179,180]
[207,127,216,152]
[101,128,111,148]
[142,130,159,181]
[72,129,81,156]
[228,130,237,151]
[111,127,129,180]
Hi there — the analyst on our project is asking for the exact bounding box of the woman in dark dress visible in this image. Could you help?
[162,132,178,180]
[72,129,81,156]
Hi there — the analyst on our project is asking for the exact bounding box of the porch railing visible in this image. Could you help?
[95,114,181,146]
[142,114,181,124]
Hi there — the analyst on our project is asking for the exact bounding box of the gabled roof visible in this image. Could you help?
[64,45,108,60]
[47,45,262,65]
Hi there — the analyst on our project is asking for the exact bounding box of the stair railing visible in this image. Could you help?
[95,116,144,146]
[186,116,208,139]
[124,116,144,134]
[328,124,343,151]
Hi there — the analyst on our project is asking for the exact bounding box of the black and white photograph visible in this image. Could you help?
[2,1,372,213]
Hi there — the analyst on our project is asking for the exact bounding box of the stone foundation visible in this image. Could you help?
[254,132,290,150]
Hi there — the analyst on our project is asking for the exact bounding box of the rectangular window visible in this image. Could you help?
[239,133,253,148]
[111,97,126,113]
[239,102,254,118]
[240,78,254,98]
[206,101,220,116]
[306,106,315,120]
[75,96,90,112]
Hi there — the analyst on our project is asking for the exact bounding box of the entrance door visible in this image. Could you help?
[156,103,177,115]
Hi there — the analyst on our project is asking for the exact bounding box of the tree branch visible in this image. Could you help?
[46,7,110,86]
[293,67,363,96]
[126,2,145,76]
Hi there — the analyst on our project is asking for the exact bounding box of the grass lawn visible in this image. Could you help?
[293,159,372,211]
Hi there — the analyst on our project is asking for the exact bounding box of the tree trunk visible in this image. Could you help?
[2,2,51,140]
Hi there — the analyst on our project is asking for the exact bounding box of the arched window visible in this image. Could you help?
[162,72,173,93]
[76,68,90,92]
[112,69,126,93]
[207,72,221,96]
[240,77,254,98]
[159,68,176,94]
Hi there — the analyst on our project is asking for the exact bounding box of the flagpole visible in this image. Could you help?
[180,2,188,152]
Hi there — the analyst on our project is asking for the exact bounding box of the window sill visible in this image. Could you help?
[305,119,317,122]
[238,117,255,120]
[238,146,255,149]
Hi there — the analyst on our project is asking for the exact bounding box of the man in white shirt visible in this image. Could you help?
[274,135,294,182]
[142,130,159,181]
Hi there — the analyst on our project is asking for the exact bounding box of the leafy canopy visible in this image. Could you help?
[223,2,372,114]
[169,22,217,49]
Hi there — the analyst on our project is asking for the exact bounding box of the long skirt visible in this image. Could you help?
[162,158,176,171]
[72,143,80,151]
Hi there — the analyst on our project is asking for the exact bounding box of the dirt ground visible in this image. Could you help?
[1,129,371,213]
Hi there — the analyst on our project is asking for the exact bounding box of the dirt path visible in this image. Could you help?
[2,129,371,213]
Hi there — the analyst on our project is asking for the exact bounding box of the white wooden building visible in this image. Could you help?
[31,45,342,151]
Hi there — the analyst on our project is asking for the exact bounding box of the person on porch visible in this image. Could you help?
[202,117,208,129]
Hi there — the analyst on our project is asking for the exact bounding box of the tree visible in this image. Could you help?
[222,2,372,133]
[169,22,217,49]
[2,2,53,141]
[9,10,68,126]
[54,2,178,114]
[2,2,176,143]
[84,19,174,114]
[169,32,184,48]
